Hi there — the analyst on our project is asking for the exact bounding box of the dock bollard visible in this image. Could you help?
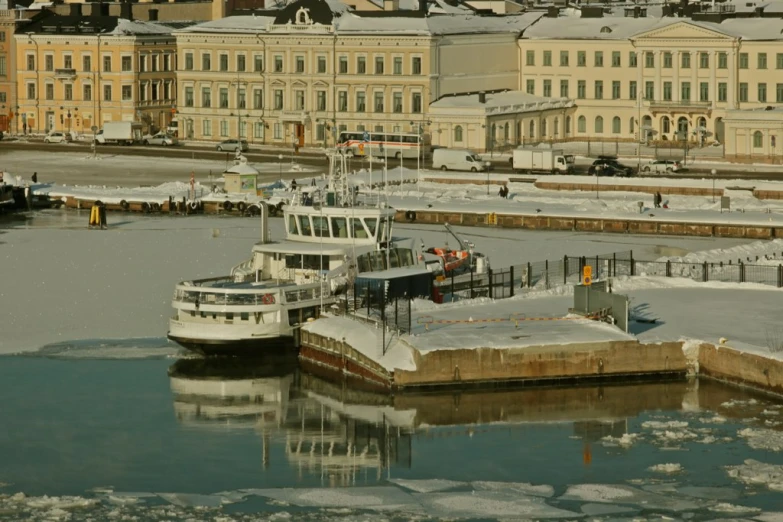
[89,201,108,230]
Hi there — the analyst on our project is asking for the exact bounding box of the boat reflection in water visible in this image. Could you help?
[168,358,695,482]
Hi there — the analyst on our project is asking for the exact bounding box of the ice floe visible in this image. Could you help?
[727,459,783,491]
[738,427,783,451]
[649,463,684,474]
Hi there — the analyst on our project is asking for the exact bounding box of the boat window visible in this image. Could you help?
[364,218,378,238]
[288,215,299,235]
[399,248,414,267]
[377,218,387,242]
[331,216,348,238]
[370,251,385,271]
[298,215,312,236]
[312,215,329,237]
[285,254,327,270]
[389,249,400,268]
[240,312,249,321]
[357,254,371,273]
[351,218,368,238]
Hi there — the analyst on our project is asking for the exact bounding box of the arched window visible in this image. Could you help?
[453,125,463,143]
[565,116,571,135]
[529,120,535,139]
[516,121,522,143]
[503,122,509,141]
[662,116,671,134]
[595,116,604,134]
[753,130,763,148]
[577,115,586,133]
[612,116,621,134]
[629,117,635,135]
[541,119,548,138]
[554,117,560,137]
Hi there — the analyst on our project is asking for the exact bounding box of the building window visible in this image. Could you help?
[336,91,347,112]
[83,84,91,101]
[718,52,728,69]
[295,90,304,110]
[202,119,212,136]
[317,56,327,74]
[122,56,132,72]
[220,120,228,137]
[577,51,586,66]
[777,53,783,70]
[253,89,263,110]
[644,81,654,100]
[27,83,35,99]
[122,85,132,101]
[594,80,603,99]
[274,89,283,110]
[543,79,551,97]
[577,80,586,99]
[139,55,147,72]
[560,79,568,97]
[103,85,112,101]
[594,51,603,67]
[663,82,672,101]
[202,87,211,108]
[274,122,282,140]
[374,92,384,112]
[44,55,53,71]
[356,92,366,112]
[254,55,263,72]
[526,50,534,66]
[758,53,768,69]
[83,55,91,72]
[662,117,671,134]
[202,54,211,71]
[680,52,689,68]
[663,52,672,68]
[611,81,620,100]
[612,116,621,134]
[681,82,690,101]
[393,92,402,113]
[151,82,159,101]
[543,50,552,66]
[374,56,384,74]
[26,54,35,71]
[412,92,422,113]
[609,51,620,67]
[64,83,73,101]
[577,115,586,133]
[317,91,327,111]
[699,52,709,69]
[739,53,748,69]
[412,56,421,74]
[526,79,535,95]
[453,125,463,142]
[777,83,783,103]
[184,53,193,70]
[316,124,325,141]
[219,88,228,108]
[103,56,111,72]
[739,82,748,102]
[254,122,265,139]
[339,56,348,74]
[217,54,227,72]
[274,55,283,72]
[357,56,366,74]
[393,56,402,74]
[718,82,728,102]
[293,56,303,73]
[560,51,569,67]
[629,81,637,100]
[232,54,244,72]
[64,55,72,69]
[699,82,709,102]
[753,130,763,148]
[163,54,171,71]
[758,83,767,102]
[238,89,246,109]
[45,83,53,100]
[185,87,194,107]
[644,52,654,68]
[629,51,637,67]
[595,116,604,134]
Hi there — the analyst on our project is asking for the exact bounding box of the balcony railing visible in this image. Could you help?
[54,68,77,80]
[647,99,713,111]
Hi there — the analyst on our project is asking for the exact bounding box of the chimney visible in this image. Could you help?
[90,2,102,16]
[69,3,82,16]
[148,8,159,21]
[120,0,133,20]
[418,0,427,12]
[478,92,486,104]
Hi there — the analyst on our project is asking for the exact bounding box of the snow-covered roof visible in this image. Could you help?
[431,90,573,114]
[183,15,278,34]
[109,19,175,36]
[225,163,260,175]
[699,18,783,40]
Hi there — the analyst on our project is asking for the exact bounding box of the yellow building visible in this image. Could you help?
[174,0,540,147]
[15,3,177,136]
[518,12,783,161]
[0,6,23,133]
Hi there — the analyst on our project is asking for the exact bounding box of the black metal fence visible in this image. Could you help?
[350,283,413,335]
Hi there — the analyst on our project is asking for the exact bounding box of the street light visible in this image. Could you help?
[711,168,717,203]
[278,153,283,179]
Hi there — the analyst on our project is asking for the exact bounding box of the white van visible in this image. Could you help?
[432,148,490,172]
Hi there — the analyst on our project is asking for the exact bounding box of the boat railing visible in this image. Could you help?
[230,258,253,280]
[284,283,328,304]
[173,279,326,306]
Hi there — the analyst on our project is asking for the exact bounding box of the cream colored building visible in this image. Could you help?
[174,0,540,148]
[518,14,783,161]
[15,4,177,136]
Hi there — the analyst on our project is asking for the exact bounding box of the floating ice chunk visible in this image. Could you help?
[415,491,577,519]
[580,502,638,516]
[602,433,639,448]
[560,484,702,511]
[700,415,728,424]
[248,486,419,511]
[560,484,635,502]
[24,495,99,510]
[157,492,224,507]
[642,420,689,429]
[727,459,783,491]
[756,512,783,522]
[472,481,554,498]
[677,486,741,500]
[708,502,761,514]
[649,463,684,474]
[738,428,783,452]
[389,478,466,493]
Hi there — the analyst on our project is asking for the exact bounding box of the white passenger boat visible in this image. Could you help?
[168,152,417,356]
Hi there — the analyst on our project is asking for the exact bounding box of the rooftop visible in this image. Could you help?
[18,11,176,35]
[431,90,573,113]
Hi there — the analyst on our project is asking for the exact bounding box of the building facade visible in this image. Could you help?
[174,0,539,148]
[0,7,21,133]
[15,5,177,136]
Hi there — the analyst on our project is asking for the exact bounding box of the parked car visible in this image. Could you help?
[143,132,178,146]
[44,132,72,144]
[587,158,634,176]
[217,139,249,152]
[642,159,682,173]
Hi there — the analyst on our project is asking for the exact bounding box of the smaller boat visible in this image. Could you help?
[422,223,487,275]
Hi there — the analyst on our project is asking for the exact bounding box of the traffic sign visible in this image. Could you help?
[362,131,370,142]
[582,266,592,286]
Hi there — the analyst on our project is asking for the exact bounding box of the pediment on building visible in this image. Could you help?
[312,80,329,87]
[632,21,734,41]
[291,79,307,87]
[270,79,287,86]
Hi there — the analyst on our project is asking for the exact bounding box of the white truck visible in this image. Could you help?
[93,122,143,146]
[511,148,574,175]
[432,148,491,172]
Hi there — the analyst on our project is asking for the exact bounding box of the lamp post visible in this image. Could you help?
[711,168,717,203]
[278,153,283,179]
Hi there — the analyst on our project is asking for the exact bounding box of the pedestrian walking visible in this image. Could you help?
[654,191,662,208]
[31,172,38,183]
[291,179,298,191]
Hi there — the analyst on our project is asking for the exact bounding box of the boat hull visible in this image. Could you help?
[168,334,296,357]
